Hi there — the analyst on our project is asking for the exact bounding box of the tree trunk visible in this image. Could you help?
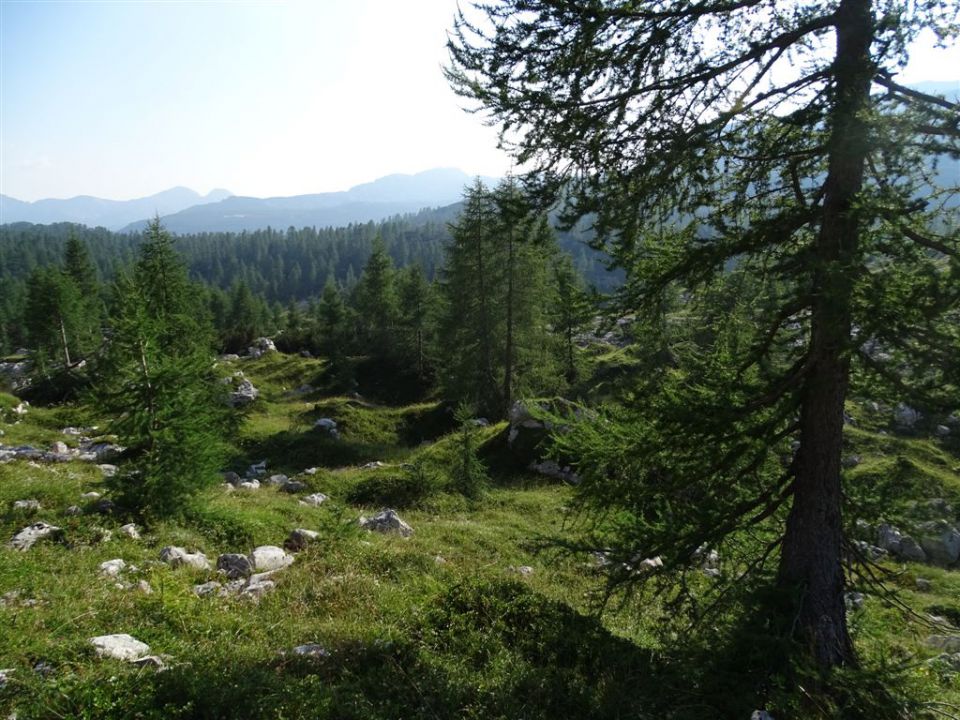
[57,314,72,368]
[777,0,874,669]
[503,228,515,417]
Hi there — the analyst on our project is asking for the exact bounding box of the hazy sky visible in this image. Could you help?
[1,1,958,202]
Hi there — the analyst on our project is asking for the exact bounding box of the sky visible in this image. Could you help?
[1,1,958,202]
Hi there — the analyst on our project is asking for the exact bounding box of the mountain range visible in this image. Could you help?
[0,186,231,231]
[0,168,497,233]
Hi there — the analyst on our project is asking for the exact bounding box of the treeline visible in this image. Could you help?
[3,180,598,418]
[0,203,617,354]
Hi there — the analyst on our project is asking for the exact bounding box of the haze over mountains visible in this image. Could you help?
[0,187,231,230]
[1,168,498,233]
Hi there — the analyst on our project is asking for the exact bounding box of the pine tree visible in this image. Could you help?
[448,0,960,669]
[354,236,399,355]
[551,254,593,385]
[439,180,559,418]
[24,267,83,370]
[397,264,435,380]
[97,219,227,519]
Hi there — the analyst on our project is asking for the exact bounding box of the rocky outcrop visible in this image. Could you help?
[359,509,413,537]
[9,522,62,551]
[159,546,211,571]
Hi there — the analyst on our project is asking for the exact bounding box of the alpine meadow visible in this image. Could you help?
[1,2,958,718]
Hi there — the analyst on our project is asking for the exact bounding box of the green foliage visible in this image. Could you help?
[450,403,488,499]
[439,180,561,418]
[346,462,441,508]
[96,219,228,519]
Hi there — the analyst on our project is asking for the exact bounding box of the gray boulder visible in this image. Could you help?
[894,403,920,429]
[285,528,320,552]
[217,553,254,579]
[159,546,211,571]
[9,522,62,551]
[359,509,413,537]
[899,536,928,563]
[237,480,260,490]
[266,474,289,486]
[876,523,903,554]
[12,499,41,513]
[314,418,339,438]
[927,635,960,653]
[119,523,140,540]
[280,480,308,494]
[247,337,277,358]
[223,471,241,485]
[918,520,960,565]
[89,634,150,662]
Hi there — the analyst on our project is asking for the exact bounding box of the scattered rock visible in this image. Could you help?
[130,655,166,670]
[751,712,775,720]
[99,559,126,577]
[194,581,223,597]
[238,480,261,490]
[246,337,277,359]
[91,498,116,515]
[285,528,319,552]
[360,461,386,470]
[845,591,865,610]
[80,491,102,501]
[303,467,318,475]
[300,493,328,507]
[528,459,581,485]
[313,418,339,438]
[246,461,267,479]
[219,353,240,362]
[9,522,62,551]
[97,464,118,477]
[900,536,928,563]
[290,643,329,658]
[841,454,861,468]
[917,520,960,565]
[511,565,534,576]
[916,578,932,592]
[119,523,140,540]
[241,578,275,599]
[89,634,151,662]
[266,474,289,486]
[0,668,12,689]
[137,580,153,594]
[250,545,294,572]
[65,505,83,516]
[280,480,308,494]
[12,499,41,512]
[927,635,960,653]
[50,441,69,455]
[217,553,254,579]
[635,556,664,573]
[894,403,920,429]
[223,471,241,485]
[359,509,413,537]
[229,379,260,407]
[159,546,211,571]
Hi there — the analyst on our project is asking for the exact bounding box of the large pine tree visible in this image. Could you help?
[448,0,960,669]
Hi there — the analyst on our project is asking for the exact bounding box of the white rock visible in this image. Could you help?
[299,493,328,507]
[9,522,61,551]
[97,464,118,477]
[99,559,126,577]
[81,492,102,501]
[237,480,260,490]
[119,523,140,540]
[89,633,150,662]
[137,580,153,594]
[241,579,275,599]
[250,545,294,572]
[12,499,41,512]
[159,546,211,571]
[266,474,289,486]
[50,441,69,455]
[291,643,329,657]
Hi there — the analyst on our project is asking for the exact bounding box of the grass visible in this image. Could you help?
[1,350,959,718]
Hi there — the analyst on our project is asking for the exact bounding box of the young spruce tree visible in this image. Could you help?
[98,219,227,519]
